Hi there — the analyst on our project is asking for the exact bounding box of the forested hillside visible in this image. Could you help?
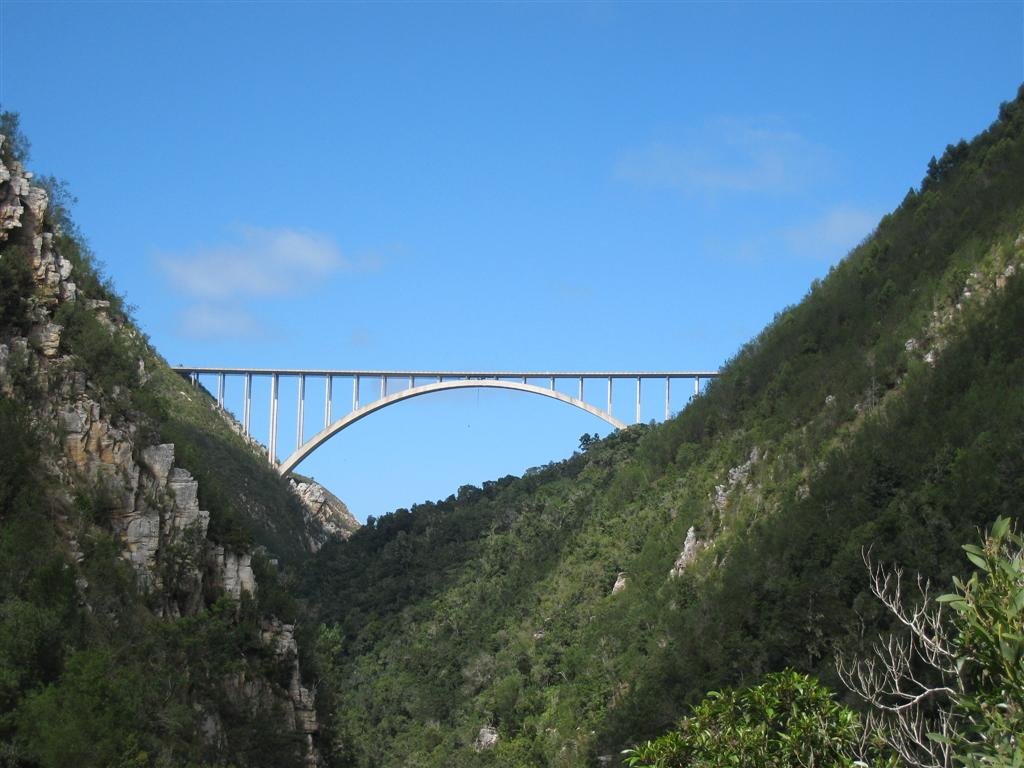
[301,89,1024,766]
[0,114,343,767]
[3,84,1022,768]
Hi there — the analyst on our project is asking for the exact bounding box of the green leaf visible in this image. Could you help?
[1013,589,1024,614]
[964,550,990,571]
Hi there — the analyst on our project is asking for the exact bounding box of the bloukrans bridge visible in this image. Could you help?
[172,367,720,476]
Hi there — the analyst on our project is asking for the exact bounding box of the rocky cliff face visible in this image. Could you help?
[291,476,360,552]
[0,132,322,766]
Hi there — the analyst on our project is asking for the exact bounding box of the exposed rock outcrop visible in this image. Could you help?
[907,243,1021,368]
[669,526,705,578]
[261,619,320,741]
[712,446,761,513]
[0,133,319,764]
[290,476,360,552]
[209,546,256,600]
[474,726,500,751]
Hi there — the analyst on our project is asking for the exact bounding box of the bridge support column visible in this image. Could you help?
[269,373,279,465]
[324,376,332,428]
[578,377,583,400]
[296,375,305,451]
[217,373,225,408]
[353,375,360,410]
[243,373,252,436]
[694,376,700,398]
[636,377,641,424]
[380,376,387,399]
[607,377,613,416]
[665,378,671,420]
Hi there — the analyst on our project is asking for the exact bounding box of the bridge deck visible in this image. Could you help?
[173,367,720,378]
[171,366,720,474]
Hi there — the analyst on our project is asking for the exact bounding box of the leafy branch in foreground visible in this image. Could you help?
[622,670,878,768]
[838,518,1024,768]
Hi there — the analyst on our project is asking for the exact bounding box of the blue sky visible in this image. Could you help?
[2,1,1021,521]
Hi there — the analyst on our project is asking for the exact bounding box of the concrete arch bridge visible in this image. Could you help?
[172,368,719,476]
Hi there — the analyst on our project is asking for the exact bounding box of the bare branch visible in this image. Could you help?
[837,549,965,768]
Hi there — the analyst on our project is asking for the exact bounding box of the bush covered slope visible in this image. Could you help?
[301,89,1024,767]
[0,115,325,767]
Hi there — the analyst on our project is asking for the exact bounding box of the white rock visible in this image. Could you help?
[167,467,210,537]
[23,186,47,222]
[474,726,499,751]
[28,322,61,357]
[57,255,72,280]
[123,507,162,575]
[140,444,175,486]
[291,478,360,552]
[222,550,256,599]
[670,527,704,578]
[611,572,628,595]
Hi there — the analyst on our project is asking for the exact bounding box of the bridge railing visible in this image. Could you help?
[171,368,720,470]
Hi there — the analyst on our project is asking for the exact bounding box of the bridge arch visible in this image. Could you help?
[277,379,628,475]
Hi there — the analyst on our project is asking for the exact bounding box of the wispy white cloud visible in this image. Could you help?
[157,226,346,300]
[615,118,832,195]
[704,204,880,265]
[348,328,372,349]
[176,303,265,340]
[782,205,879,258]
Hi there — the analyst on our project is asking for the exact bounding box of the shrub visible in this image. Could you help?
[623,671,870,768]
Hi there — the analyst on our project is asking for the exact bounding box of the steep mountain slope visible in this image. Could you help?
[0,116,349,767]
[301,88,1024,767]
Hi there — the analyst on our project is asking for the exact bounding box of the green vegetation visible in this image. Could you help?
[940,518,1024,766]
[0,394,308,767]
[622,671,870,768]
[300,89,1024,766]
[628,520,1024,768]
[4,85,1024,768]
[0,112,29,166]
[148,360,314,562]
[0,114,314,766]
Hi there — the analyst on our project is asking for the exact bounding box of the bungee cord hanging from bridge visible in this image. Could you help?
[172,368,720,475]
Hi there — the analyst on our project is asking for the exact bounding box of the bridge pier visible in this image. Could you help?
[243,373,252,436]
[324,376,332,428]
[170,368,720,472]
[296,374,305,451]
[269,373,279,464]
